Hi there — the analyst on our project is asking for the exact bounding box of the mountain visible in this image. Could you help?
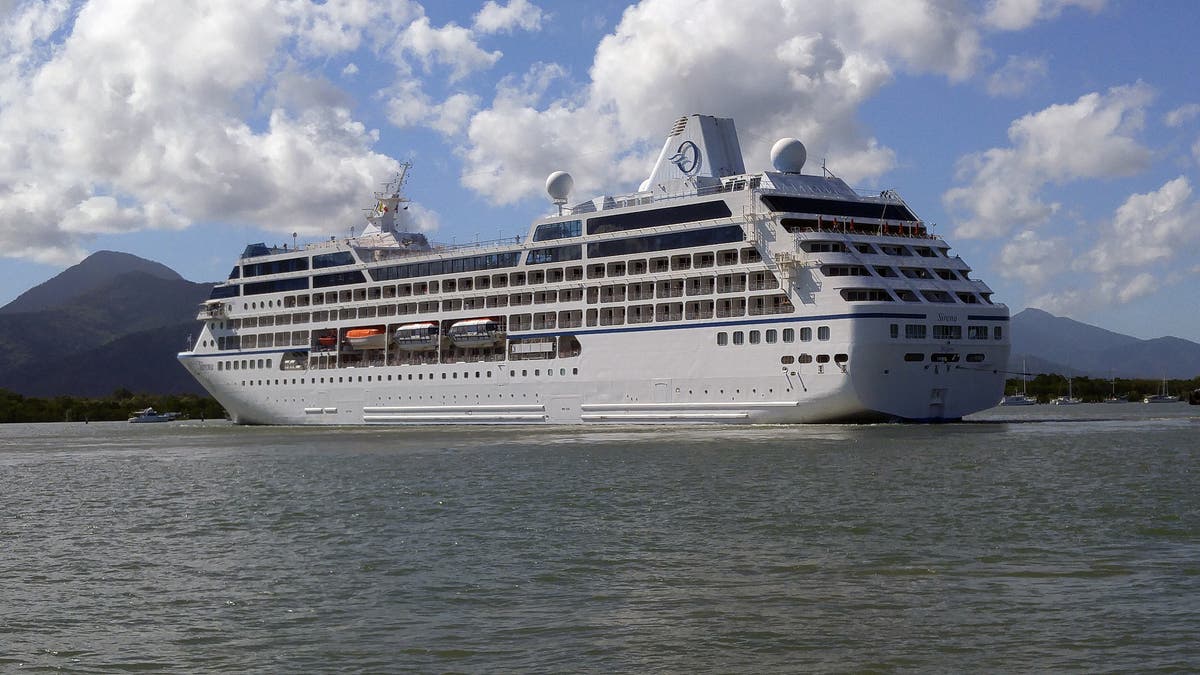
[0,250,182,315]
[1009,308,1200,379]
[0,253,213,396]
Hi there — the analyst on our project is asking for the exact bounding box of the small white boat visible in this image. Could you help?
[447,318,504,347]
[393,322,440,351]
[999,360,1037,405]
[128,407,181,423]
[345,326,387,350]
[1050,378,1081,405]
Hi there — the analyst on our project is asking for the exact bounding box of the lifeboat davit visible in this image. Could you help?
[393,322,440,351]
[345,326,387,350]
[448,318,504,347]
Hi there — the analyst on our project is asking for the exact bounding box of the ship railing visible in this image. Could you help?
[563,175,763,216]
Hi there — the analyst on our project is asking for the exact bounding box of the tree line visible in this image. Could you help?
[1004,374,1200,403]
[0,389,226,423]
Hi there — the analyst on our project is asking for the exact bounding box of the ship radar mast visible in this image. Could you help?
[364,161,412,235]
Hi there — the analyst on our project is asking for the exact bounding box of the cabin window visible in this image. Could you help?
[817,326,830,341]
[749,330,761,344]
[890,323,899,339]
[906,324,926,339]
[993,326,1003,340]
[800,327,812,342]
[783,328,795,343]
[733,331,745,345]
[766,329,778,344]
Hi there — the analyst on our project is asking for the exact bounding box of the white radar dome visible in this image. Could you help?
[770,137,807,173]
[546,171,574,202]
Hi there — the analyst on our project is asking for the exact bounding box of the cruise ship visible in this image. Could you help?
[178,114,1010,424]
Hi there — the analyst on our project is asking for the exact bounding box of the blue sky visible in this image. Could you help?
[1,0,1198,342]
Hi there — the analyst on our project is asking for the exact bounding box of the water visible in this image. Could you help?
[2,405,1198,672]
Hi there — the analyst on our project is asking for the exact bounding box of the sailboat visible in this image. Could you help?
[1143,379,1179,403]
[999,360,1037,406]
[1050,377,1081,405]
[1103,373,1125,403]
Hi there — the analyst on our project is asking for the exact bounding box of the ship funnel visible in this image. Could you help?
[639,114,746,194]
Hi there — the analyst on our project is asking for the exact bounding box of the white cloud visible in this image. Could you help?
[385,78,480,136]
[997,229,1069,285]
[983,0,1106,31]
[1165,103,1200,128]
[944,84,1154,238]
[0,0,401,265]
[986,55,1047,97]
[459,0,983,205]
[394,16,501,83]
[1083,176,1195,270]
[473,0,544,34]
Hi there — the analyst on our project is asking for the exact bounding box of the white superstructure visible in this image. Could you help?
[179,115,1010,424]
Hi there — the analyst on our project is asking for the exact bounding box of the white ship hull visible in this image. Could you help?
[180,312,1006,424]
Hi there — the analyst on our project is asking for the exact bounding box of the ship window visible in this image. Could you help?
[717,332,728,346]
[968,326,988,340]
[783,328,795,342]
[933,325,962,340]
[816,354,830,363]
[781,355,794,364]
[800,327,812,341]
[890,323,899,339]
[586,225,744,258]
[798,353,813,364]
[896,289,920,302]
[904,353,924,362]
[526,245,582,265]
[733,331,745,345]
[834,354,848,363]
[920,290,955,303]
[312,251,355,268]
[966,353,985,362]
[905,324,926,339]
[749,330,761,344]
[761,195,918,222]
[532,220,581,241]
[993,326,1003,340]
[766,329,777,344]
[587,200,733,235]
[817,326,830,341]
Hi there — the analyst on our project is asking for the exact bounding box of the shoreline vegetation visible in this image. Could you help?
[1003,374,1200,403]
[0,389,225,423]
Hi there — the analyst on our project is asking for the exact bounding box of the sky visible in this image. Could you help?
[1,0,1198,341]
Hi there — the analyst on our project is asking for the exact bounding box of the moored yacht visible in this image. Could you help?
[178,114,1010,424]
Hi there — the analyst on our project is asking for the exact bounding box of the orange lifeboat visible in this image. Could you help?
[345,326,387,350]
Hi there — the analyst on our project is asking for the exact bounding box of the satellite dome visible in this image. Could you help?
[546,171,573,202]
[770,138,807,173]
